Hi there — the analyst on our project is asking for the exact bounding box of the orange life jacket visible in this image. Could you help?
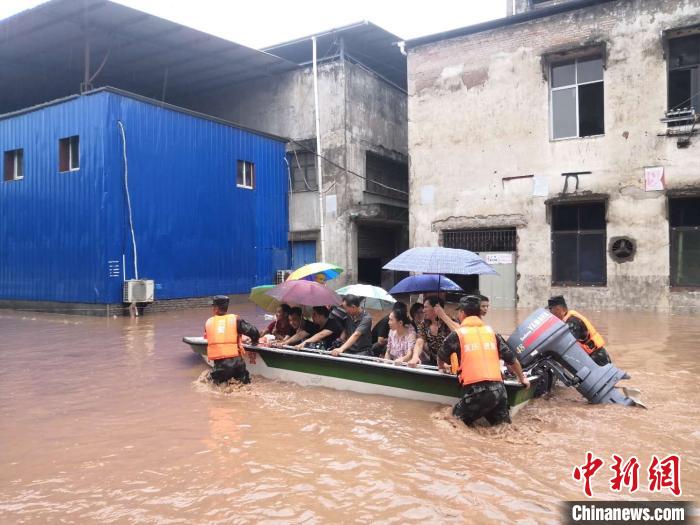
[563,310,605,354]
[456,316,503,386]
[205,314,244,360]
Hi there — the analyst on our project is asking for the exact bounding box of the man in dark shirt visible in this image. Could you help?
[332,294,373,356]
[370,314,390,356]
[438,296,529,426]
[295,306,344,351]
[278,306,319,346]
[547,295,611,366]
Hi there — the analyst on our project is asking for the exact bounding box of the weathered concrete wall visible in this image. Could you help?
[185,59,407,285]
[408,0,700,309]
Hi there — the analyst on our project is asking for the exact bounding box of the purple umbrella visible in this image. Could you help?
[389,274,463,295]
[266,280,341,306]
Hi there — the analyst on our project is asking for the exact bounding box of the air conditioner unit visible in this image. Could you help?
[275,270,292,284]
[123,279,155,303]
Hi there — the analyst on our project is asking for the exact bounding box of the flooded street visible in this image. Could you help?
[1,303,698,524]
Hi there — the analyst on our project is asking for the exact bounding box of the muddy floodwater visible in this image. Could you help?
[1,303,698,524]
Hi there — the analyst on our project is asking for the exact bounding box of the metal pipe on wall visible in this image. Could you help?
[312,36,326,262]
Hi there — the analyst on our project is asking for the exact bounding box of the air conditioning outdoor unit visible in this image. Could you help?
[123,279,155,303]
[275,270,292,284]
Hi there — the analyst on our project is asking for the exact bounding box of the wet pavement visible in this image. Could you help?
[1,304,698,523]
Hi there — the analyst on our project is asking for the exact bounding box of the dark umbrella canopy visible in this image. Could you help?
[389,274,463,294]
[383,247,497,275]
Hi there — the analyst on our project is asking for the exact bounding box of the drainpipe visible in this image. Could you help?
[312,35,326,262]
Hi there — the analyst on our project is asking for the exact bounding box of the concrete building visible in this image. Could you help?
[406,0,700,309]
[186,24,409,289]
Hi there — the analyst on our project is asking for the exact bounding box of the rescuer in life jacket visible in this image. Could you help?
[204,295,260,384]
[436,296,530,427]
[547,295,611,366]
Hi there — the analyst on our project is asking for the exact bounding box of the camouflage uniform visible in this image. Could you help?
[440,332,515,427]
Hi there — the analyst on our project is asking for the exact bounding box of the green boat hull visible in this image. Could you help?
[183,337,538,410]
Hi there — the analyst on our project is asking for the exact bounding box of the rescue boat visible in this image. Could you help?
[181,337,544,414]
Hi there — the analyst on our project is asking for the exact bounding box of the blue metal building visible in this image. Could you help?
[0,88,289,306]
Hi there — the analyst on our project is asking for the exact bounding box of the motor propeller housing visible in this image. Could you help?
[507,308,638,407]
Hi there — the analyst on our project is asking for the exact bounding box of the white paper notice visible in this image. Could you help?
[532,176,549,197]
[484,253,513,265]
[420,185,435,205]
[644,166,665,191]
[325,194,337,218]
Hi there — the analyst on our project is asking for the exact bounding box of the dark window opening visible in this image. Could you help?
[365,152,408,201]
[3,149,24,181]
[550,57,604,139]
[668,35,700,115]
[288,150,317,192]
[237,160,255,189]
[551,202,607,286]
[670,197,700,287]
[59,135,79,172]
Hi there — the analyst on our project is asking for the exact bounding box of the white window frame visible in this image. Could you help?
[59,135,80,172]
[237,160,255,190]
[549,57,605,141]
[4,149,24,181]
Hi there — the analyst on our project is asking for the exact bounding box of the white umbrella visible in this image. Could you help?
[335,284,396,310]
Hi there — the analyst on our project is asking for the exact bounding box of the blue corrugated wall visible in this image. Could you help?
[0,90,289,304]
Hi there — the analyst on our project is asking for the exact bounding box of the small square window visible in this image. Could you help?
[59,135,79,172]
[237,160,255,189]
[4,149,24,181]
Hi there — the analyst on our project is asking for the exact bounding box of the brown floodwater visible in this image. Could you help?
[1,303,698,524]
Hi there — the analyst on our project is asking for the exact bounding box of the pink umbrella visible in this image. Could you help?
[266,280,341,306]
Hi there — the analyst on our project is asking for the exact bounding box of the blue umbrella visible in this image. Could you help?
[383,247,498,275]
[389,274,463,294]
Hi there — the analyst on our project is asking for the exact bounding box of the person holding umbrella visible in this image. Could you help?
[438,295,529,427]
[204,295,260,385]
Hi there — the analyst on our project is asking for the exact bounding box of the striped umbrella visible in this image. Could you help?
[286,262,343,284]
[249,285,279,312]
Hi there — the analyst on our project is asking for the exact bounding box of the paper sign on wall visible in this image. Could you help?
[325,194,337,218]
[644,166,665,191]
[484,253,513,265]
[532,176,549,197]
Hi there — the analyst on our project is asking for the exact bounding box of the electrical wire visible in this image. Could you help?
[286,137,409,197]
[117,120,139,280]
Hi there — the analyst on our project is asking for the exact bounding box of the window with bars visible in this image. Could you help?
[550,57,604,139]
[3,148,24,181]
[59,135,79,172]
[236,160,255,189]
[669,197,700,287]
[288,150,317,192]
[551,202,607,286]
[443,228,517,252]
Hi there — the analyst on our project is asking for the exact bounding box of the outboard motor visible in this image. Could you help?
[507,308,637,406]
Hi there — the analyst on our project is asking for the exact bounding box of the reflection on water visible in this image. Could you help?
[0,305,698,523]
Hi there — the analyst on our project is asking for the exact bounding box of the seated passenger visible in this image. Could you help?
[479,294,490,317]
[280,307,320,346]
[371,302,407,357]
[409,297,452,366]
[262,303,295,340]
[295,306,344,351]
[383,308,417,363]
[409,302,424,330]
[331,295,374,357]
